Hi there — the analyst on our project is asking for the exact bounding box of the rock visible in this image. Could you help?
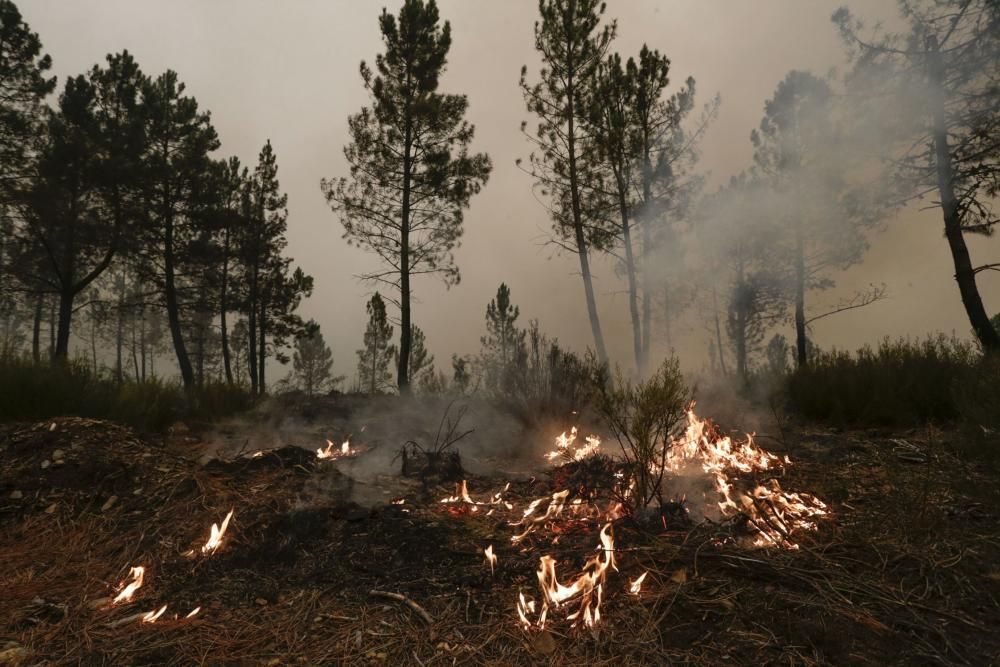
[531,629,556,655]
[44,503,57,514]
[9,490,22,499]
[40,460,50,469]
[101,496,118,512]
[52,449,65,460]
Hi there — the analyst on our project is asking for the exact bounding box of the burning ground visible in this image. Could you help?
[1,409,999,665]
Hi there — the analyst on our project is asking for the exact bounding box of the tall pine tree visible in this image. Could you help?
[357,292,396,395]
[322,0,491,393]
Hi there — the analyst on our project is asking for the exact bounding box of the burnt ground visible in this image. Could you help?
[1,416,999,666]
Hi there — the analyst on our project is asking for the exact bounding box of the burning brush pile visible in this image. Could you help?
[1,407,998,665]
[437,407,828,633]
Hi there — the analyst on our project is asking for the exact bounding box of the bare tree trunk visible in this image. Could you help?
[220,225,233,385]
[616,184,643,376]
[115,271,125,383]
[794,225,808,367]
[928,40,999,351]
[712,285,728,376]
[397,118,413,394]
[257,305,266,394]
[48,298,55,360]
[566,72,608,364]
[31,292,43,364]
[163,214,195,389]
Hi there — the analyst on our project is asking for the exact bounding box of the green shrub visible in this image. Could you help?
[786,336,979,427]
[0,355,251,432]
[593,357,691,513]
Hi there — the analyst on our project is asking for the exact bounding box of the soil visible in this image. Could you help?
[1,414,998,666]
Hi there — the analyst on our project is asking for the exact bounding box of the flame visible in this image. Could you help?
[317,438,353,460]
[629,572,648,595]
[142,604,167,623]
[519,523,616,629]
[201,509,234,554]
[185,607,200,619]
[511,490,569,544]
[113,566,145,604]
[545,427,602,462]
[662,410,827,548]
[484,545,497,574]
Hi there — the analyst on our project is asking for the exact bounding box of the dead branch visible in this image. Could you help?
[368,590,434,625]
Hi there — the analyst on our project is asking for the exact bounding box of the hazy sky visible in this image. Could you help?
[20,0,999,379]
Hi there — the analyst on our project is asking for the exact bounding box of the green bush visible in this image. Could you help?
[593,357,691,513]
[0,354,251,432]
[786,336,980,427]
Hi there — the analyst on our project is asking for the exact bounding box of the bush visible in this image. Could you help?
[593,357,691,514]
[952,352,1000,459]
[786,336,980,427]
[0,355,251,432]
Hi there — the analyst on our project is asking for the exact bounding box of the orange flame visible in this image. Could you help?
[185,607,201,619]
[113,566,145,604]
[317,439,353,460]
[201,509,234,554]
[629,572,648,595]
[484,545,497,574]
[142,604,167,623]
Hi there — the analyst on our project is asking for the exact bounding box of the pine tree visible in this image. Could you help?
[322,0,491,394]
[406,324,435,387]
[293,320,337,396]
[139,70,220,389]
[519,0,615,364]
[480,283,526,389]
[357,292,396,395]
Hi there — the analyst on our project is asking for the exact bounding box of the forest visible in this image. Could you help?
[1,1,998,665]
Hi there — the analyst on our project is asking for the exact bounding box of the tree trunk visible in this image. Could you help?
[566,72,608,364]
[712,286,728,376]
[258,305,267,395]
[928,40,999,351]
[220,226,233,385]
[248,266,259,396]
[115,272,125,383]
[53,287,74,363]
[397,120,413,394]
[163,215,195,389]
[794,225,808,367]
[617,183,643,376]
[31,292,43,364]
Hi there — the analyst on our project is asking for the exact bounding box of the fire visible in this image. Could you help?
[519,523,616,629]
[185,607,201,619]
[484,545,497,574]
[545,427,602,462]
[142,605,167,623]
[629,572,648,595]
[317,438,353,460]
[661,410,827,548]
[201,509,234,554]
[113,566,145,604]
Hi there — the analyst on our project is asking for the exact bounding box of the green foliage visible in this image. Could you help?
[356,293,395,395]
[787,336,980,426]
[480,283,525,389]
[0,355,249,431]
[406,324,435,387]
[292,320,339,396]
[593,357,691,512]
[494,321,598,429]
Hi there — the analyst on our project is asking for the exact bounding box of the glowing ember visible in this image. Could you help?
[484,545,497,574]
[185,607,201,619]
[545,427,602,462]
[142,604,167,623]
[113,566,145,604]
[629,572,648,595]
[317,438,353,460]
[201,509,234,554]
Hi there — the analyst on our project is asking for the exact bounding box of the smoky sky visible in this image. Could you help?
[19,0,999,379]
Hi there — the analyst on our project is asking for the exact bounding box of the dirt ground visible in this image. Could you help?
[1,409,998,666]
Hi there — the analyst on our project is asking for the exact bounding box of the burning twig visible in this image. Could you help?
[368,590,434,625]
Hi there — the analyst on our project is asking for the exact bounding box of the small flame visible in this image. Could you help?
[317,439,353,460]
[201,509,234,554]
[629,572,648,595]
[185,607,201,619]
[142,604,167,623]
[113,566,145,604]
[484,545,497,574]
[545,427,602,462]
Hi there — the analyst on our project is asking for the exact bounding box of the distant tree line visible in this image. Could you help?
[0,1,312,394]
